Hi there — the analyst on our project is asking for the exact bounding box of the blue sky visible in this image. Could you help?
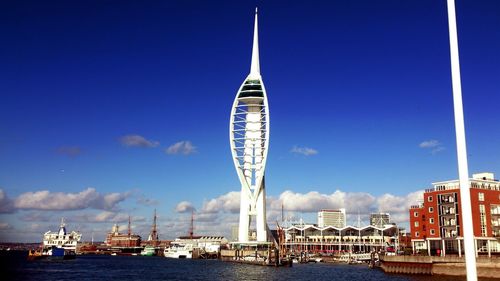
[1,0,499,242]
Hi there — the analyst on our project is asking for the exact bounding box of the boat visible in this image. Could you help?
[43,218,81,252]
[45,246,77,260]
[27,249,46,261]
[141,245,156,256]
[27,218,82,260]
[163,242,194,259]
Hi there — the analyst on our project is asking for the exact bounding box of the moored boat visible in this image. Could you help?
[28,218,81,261]
[141,245,156,256]
[163,242,193,259]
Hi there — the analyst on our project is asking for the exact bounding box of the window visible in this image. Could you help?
[414,212,419,217]
[415,231,419,238]
[428,196,433,202]
[480,204,487,237]
[430,218,434,224]
[430,229,435,235]
[414,221,419,227]
[479,193,485,201]
[429,207,434,213]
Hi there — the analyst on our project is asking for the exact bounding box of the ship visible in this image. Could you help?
[163,212,227,259]
[140,209,161,256]
[163,241,194,259]
[28,218,82,260]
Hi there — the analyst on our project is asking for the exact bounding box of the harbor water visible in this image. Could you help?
[2,251,498,281]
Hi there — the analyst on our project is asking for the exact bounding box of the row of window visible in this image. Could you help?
[427,192,489,203]
[414,229,436,238]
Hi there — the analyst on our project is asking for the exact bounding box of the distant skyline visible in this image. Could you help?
[1,0,499,242]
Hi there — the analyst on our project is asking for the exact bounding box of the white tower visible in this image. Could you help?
[229,8,270,243]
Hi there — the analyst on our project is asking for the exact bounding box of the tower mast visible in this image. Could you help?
[229,7,271,243]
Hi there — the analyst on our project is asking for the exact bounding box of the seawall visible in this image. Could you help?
[379,255,500,278]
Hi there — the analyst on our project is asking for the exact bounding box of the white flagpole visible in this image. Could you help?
[446,0,477,280]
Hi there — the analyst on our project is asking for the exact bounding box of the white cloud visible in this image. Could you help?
[201,191,240,214]
[270,190,377,215]
[92,211,130,222]
[419,140,440,148]
[431,146,445,154]
[165,141,197,155]
[13,188,130,211]
[291,146,318,156]
[171,188,423,237]
[175,201,196,213]
[419,139,445,154]
[119,134,159,148]
[0,189,15,213]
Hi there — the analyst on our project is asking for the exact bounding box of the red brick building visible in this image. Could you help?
[409,172,500,256]
[105,220,141,248]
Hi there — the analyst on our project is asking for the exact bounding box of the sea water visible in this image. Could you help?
[3,252,496,281]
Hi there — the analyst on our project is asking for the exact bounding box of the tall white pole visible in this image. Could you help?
[446,1,477,280]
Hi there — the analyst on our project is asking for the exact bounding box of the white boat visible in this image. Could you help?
[42,218,81,255]
[163,242,193,259]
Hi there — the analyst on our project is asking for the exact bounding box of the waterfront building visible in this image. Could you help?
[282,224,398,254]
[370,213,391,228]
[105,216,141,248]
[229,8,271,243]
[318,209,346,228]
[409,172,500,257]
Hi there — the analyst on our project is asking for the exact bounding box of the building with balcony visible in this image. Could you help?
[281,224,398,254]
[318,209,346,228]
[370,213,391,227]
[409,172,500,257]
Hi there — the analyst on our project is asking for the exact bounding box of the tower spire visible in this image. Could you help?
[250,7,260,77]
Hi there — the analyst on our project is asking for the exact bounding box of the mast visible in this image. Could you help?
[149,209,159,245]
[128,215,131,237]
[281,202,284,224]
[189,210,194,239]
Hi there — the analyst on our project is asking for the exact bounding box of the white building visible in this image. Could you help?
[370,213,391,227]
[283,224,398,254]
[318,209,346,228]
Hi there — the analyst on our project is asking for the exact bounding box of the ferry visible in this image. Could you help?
[163,242,193,259]
[28,218,81,260]
[42,218,82,252]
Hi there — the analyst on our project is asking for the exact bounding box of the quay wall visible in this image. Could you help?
[380,255,500,278]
